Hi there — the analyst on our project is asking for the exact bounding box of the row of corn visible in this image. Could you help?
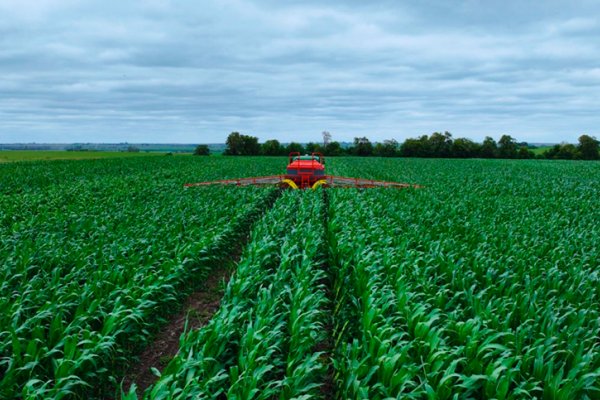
[3,156,599,398]
[133,158,599,399]
[326,159,599,399]
[0,157,277,399]
[131,189,330,399]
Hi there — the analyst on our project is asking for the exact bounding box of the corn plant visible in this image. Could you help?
[0,157,277,399]
[140,190,330,399]
[327,157,600,399]
[2,155,599,399]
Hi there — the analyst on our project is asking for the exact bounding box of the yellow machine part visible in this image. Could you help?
[312,179,327,189]
[282,179,299,189]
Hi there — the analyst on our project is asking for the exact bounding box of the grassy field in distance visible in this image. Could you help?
[531,145,552,155]
[0,150,167,162]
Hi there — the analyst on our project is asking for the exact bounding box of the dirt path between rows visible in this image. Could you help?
[122,265,233,395]
[319,189,335,398]
[118,190,281,398]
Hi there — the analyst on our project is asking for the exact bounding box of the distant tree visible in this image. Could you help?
[261,139,283,156]
[305,142,323,154]
[558,143,579,159]
[543,143,579,160]
[451,138,480,158]
[224,132,244,155]
[224,132,260,155]
[127,145,140,153]
[374,139,399,157]
[351,137,373,156]
[480,136,498,158]
[497,135,518,158]
[429,132,453,157]
[517,146,534,159]
[577,134,599,160]
[400,135,430,157]
[193,144,210,156]
[242,135,260,155]
[286,142,305,154]
[543,145,561,159]
[323,141,343,156]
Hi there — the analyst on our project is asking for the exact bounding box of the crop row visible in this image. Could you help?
[3,156,599,399]
[0,163,276,398]
[126,158,599,399]
[0,156,284,195]
[131,190,330,399]
[328,177,599,398]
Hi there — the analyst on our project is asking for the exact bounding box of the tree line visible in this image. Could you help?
[194,131,599,160]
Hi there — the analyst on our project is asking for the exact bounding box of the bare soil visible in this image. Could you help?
[122,266,233,395]
[318,189,336,398]
[114,191,281,399]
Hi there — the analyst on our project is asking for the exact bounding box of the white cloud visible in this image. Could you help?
[0,0,78,21]
[0,0,599,143]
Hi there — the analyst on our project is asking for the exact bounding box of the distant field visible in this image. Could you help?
[0,150,166,162]
[531,145,552,155]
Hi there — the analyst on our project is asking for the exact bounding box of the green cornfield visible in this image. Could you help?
[1,156,599,399]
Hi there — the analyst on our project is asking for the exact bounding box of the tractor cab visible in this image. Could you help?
[291,154,323,163]
[285,152,325,189]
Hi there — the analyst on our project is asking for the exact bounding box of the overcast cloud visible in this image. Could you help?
[1,0,599,143]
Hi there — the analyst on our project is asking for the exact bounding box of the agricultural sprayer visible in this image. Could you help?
[185,152,421,189]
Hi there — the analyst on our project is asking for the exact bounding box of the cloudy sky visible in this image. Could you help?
[1,0,599,144]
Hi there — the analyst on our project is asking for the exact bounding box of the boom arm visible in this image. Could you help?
[184,175,421,189]
[321,175,421,188]
[184,175,286,187]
